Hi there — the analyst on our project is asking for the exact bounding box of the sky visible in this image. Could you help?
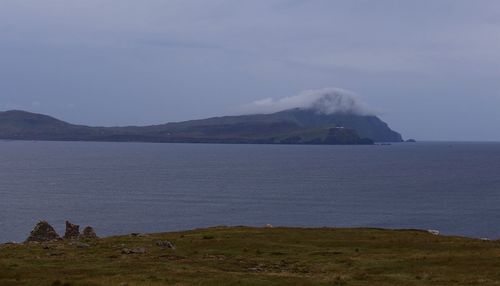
[1,0,499,141]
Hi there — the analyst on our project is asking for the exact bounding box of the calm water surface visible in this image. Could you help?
[1,141,500,242]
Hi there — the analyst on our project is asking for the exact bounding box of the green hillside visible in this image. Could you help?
[0,109,403,144]
[1,226,498,285]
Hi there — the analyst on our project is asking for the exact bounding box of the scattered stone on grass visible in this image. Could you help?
[427,229,440,236]
[121,247,146,254]
[69,241,91,248]
[203,254,226,261]
[1,242,18,246]
[156,240,175,249]
[248,265,264,272]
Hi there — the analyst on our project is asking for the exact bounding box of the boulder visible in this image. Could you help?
[64,221,80,239]
[156,240,175,249]
[69,241,91,248]
[427,229,440,236]
[121,247,146,254]
[25,221,60,242]
[81,226,98,239]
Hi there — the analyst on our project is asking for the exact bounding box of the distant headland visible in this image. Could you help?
[0,106,402,145]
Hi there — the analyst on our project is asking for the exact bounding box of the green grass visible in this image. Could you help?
[1,227,500,285]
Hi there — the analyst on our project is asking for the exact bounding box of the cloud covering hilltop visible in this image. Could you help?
[240,88,375,116]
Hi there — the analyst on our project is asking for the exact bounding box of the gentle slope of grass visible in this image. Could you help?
[1,226,500,285]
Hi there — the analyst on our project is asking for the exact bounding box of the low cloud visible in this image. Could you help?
[240,87,375,115]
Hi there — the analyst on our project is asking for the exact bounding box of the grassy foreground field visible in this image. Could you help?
[1,226,500,285]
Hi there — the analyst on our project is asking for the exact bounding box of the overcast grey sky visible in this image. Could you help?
[1,0,499,141]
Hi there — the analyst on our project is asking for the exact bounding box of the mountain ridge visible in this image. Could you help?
[0,109,403,144]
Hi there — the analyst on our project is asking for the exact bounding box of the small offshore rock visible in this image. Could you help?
[265,224,274,228]
[64,221,80,240]
[156,240,175,249]
[121,247,146,254]
[25,221,61,242]
[81,226,98,239]
[129,233,141,237]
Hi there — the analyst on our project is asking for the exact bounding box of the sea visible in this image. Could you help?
[1,140,500,243]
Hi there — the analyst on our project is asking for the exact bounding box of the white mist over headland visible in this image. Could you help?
[240,88,375,116]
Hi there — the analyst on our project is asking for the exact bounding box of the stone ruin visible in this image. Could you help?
[81,226,98,239]
[64,221,80,239]
[25,221,61,242]
[25,220,98,242]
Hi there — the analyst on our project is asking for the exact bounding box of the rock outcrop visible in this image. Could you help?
[25,221,60,242]
[64,221,80,240]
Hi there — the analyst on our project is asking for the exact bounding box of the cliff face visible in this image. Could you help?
[259,109,402,142]
[0,109,402,144]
